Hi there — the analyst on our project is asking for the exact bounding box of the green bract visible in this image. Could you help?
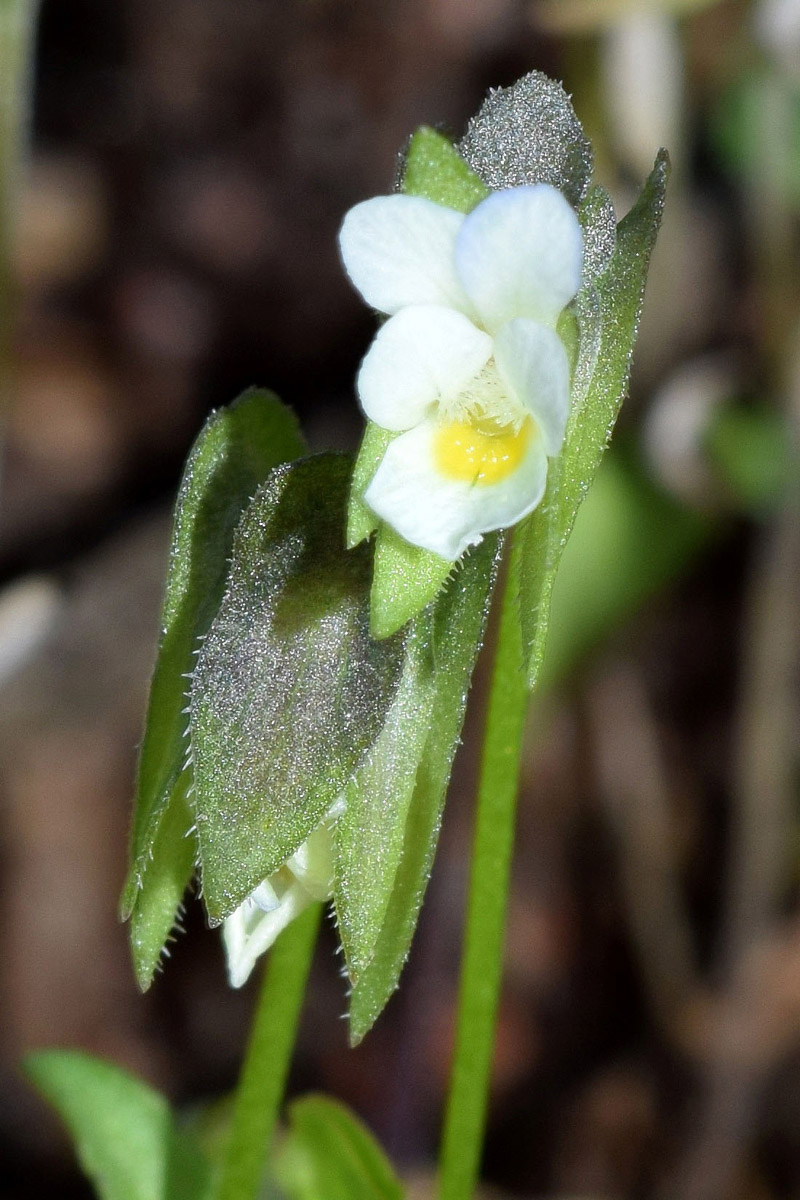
[347,533,500,1042]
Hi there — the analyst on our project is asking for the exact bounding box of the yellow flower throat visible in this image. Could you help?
[430,359,533,486]
[434,416,532,486]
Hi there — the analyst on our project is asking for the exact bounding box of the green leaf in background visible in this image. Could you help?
[121,389,305,988]
[711,68,800,212]
[518,151,670,688]
[334,615,437,982]
[349,534,501,1044]
[538,451,709,692]
[190,454,406,923]
[354,127,489,641]
[706,402,792,515]
[24,1050,211,1200]
[537,0,725,33]
[275,1095,403,1200]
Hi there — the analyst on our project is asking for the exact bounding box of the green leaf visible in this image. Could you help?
[369,524,453,640]
[402,125,489,213]
[128,774,196,992]
[347,422,394,548]
[275,1095,403,1200]
[24,1050,211,1200]
[711,69,800,211]
[190,455,406,923]
[334,616,437,981]
[349,535,501,1043]
[706,402,792,514]
[518,150,670,689]
[538,451,709,692]
[122,389,305,987]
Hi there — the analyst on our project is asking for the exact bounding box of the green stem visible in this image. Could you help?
[437,534,529,1200]
[216,903,321,1200]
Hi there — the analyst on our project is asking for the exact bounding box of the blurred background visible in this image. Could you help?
[1,0,799,1196]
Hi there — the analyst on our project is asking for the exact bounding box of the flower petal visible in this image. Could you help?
[339,195,469,316]
[364,417,549,561]
[286,824,335,901]
[357,305,493,431]
[223,882,311,988]
[455,185,583,332]
[493,319,570,455]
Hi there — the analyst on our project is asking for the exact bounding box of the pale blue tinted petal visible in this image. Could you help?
[455,184,583,332]
[494,319,570,455]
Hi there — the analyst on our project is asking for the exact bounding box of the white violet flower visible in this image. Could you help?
[223,820,336,987]
[339,183,584,561]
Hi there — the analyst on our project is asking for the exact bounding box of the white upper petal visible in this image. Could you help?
[493,319,571,456]
[364,417,549,561]
[339,195,469,316]
[455,185,584,332]
[357,305,493,431]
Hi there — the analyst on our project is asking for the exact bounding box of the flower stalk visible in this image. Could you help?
[437,532,529,1200]
[216,902,321,1200]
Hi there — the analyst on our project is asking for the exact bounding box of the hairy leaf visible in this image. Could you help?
[349,535,501,1043]
[334,616,437,981]
[122,389,305,987]
[458,71,593,206]
[519,151,669,688]
[402,124,489,212]
[128,775,196,992]
[190,455,406,923]
[369,525,453,640]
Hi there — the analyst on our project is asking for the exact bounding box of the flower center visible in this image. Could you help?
[440,359,523,430]
[434,416,533,486]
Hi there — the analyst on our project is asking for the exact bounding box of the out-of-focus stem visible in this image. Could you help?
[590,663,698,1035]
[437,535,528,1200]
[0,0,38,417]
